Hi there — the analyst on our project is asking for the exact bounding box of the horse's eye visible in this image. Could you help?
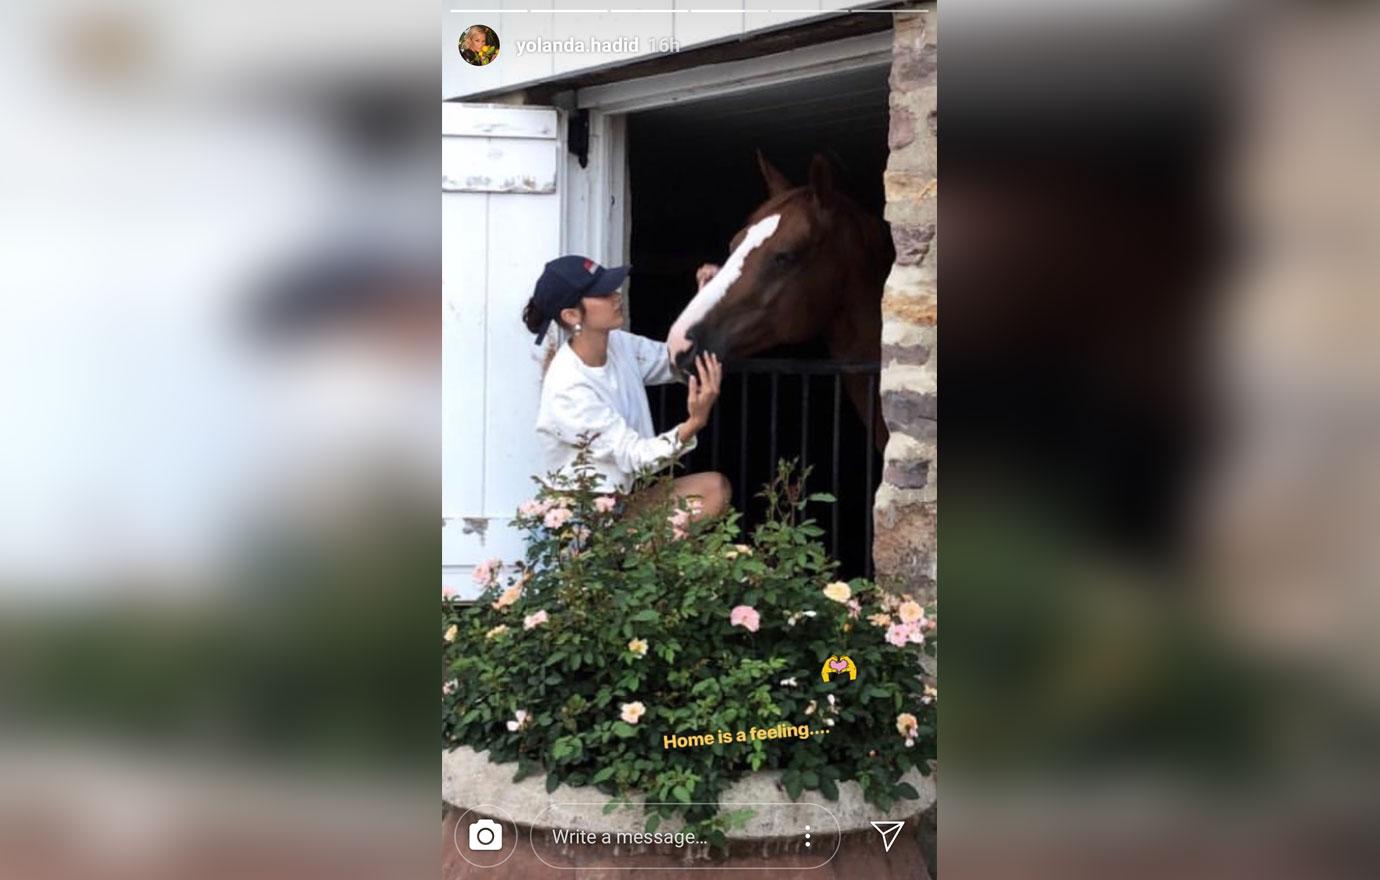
[773,250,797,267]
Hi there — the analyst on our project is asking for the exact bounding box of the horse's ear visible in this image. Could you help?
[756,150,792,198]
[808,154,836,210]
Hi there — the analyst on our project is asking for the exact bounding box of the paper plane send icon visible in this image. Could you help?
[871,820,904,852]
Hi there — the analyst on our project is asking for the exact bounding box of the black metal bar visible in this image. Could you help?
[865,373,876,581]
[711,402,720,472]
[739,373,749,513]
[831,374,841,557]
[769,373,778,478]
[690,359,884,576]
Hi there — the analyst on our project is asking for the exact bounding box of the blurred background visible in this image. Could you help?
[3,0,1380,878]
[0,1,438,877]
[941,0,1380,877]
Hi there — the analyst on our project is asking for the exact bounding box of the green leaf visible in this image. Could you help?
[721,808,757,829]
[613,722,637,738]
[818,777,839,801]
[552,736,583,762]
[602,799,622,815]
[592,766,616,784]
[630,609,659,623]
[645,814,661,833]
[801,770,819,788]
[546,771,561,793]
[807,492,836,503]
[671,785,691,803]
[783,772,803,801]
[894,782,921,800]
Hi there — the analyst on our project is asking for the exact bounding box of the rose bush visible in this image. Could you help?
[441,438,936,849]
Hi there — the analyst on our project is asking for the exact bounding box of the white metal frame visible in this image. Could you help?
[572,29,893,114]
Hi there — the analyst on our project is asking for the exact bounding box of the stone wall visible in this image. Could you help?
[874,7,937,605]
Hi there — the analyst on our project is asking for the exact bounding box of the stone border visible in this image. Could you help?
[874,6,937,606]
[442,746,934,840]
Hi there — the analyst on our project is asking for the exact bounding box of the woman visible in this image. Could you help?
[523,255,731,523]
[460,26,498,66]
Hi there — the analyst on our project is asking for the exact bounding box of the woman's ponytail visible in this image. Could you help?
[522,297,544,336]
[523,297,583,339]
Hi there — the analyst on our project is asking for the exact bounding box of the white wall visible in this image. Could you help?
[444,0,891,100]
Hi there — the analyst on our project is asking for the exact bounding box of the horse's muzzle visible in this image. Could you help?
[672,345,700,380]
[673,324,728,381]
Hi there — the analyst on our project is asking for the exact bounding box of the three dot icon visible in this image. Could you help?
[804,824,811,848]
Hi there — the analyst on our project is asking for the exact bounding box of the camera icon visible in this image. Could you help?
[468,818,504,851]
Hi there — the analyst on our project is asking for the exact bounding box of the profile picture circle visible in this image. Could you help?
[460,25,499,67]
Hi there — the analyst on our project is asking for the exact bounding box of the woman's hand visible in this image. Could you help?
[695,263,721,290]
[685,353,722,430]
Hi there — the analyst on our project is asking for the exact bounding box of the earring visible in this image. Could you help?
[573,323,583,334]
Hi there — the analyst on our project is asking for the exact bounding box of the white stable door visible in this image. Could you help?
[442,103,562,596]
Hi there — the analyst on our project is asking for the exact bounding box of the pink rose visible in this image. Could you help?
[594,496,618,513]
[518,499,548,517]
[885,622,911,648]
[730,605,760,633]
[846,599,862,619]
[471,557,502,586]
[667,508,691,541]
[543,507,573,530]
[523,609,549,630]
[442,585,460,601]
[885,621,925,647]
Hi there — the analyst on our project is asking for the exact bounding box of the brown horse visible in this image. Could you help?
[667,151,894,451]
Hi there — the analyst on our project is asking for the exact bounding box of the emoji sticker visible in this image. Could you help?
[820,655,857,682]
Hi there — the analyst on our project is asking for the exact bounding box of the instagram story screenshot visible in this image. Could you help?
[442,1,935,876]
[12,0,1380,878]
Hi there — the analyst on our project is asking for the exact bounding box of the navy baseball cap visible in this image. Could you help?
[530,255,630,344]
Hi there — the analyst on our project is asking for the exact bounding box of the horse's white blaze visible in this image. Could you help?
[665,213,781,366]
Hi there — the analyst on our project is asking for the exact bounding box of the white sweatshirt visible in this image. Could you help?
[535,330,697,494]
